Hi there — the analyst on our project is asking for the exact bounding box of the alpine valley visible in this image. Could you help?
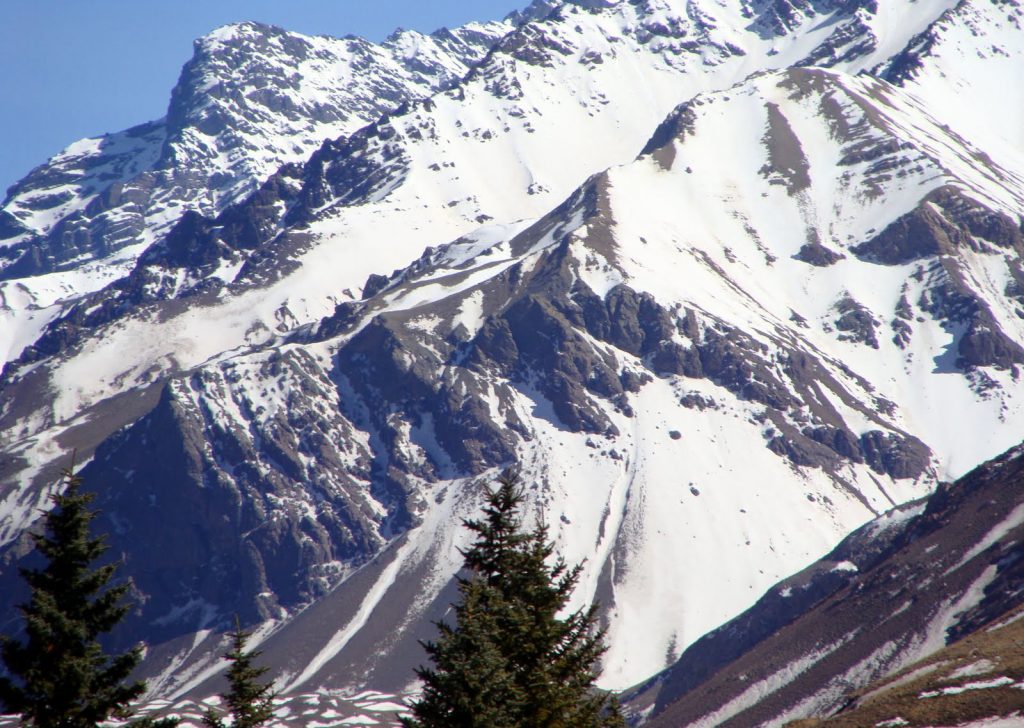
[2,0,1024,724]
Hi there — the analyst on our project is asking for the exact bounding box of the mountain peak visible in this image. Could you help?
[199,19,284,44]
[0,12,512,283]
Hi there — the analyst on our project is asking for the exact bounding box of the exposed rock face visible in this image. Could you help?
[956,310,1024,370]
[851,188,1024,265]
[858,430,931,479]
[75,349,387,643]
[832,295,879,349]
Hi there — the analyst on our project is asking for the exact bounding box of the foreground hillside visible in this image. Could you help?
[792,602,1024,727]
[2,0,1024,703]
[3,436,1022,728]
[634,441,1024,726]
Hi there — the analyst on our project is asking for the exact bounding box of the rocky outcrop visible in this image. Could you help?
[859,430,931,479]
[833,295,879,348]
[794,240,844,266]
[852,187,1024,265]
[68,350,386,646]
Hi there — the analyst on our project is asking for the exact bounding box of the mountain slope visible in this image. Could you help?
[1,0,967,523]
[791,601,1024,727]
[51,60,1024,699]
[876,0,1024,174]
[1,0,967,375]
[635,440,1024,727]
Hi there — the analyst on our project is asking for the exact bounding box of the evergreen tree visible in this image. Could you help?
[404,469,626,728]
[202,620,276,728]
[0,460,156,728]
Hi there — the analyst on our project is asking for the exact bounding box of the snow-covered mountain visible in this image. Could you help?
[2,0,1023,707]
[0,18,510,363]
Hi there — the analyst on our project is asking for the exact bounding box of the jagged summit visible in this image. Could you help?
[0,15,511,281]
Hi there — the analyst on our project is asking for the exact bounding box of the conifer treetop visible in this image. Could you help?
[0,459,151,728]
[403,468,626,728]
[202,619,276,728]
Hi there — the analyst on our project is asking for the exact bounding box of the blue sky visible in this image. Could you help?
[0,0,527,196]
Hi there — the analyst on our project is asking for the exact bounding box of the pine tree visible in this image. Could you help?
[404,469,626,728]
[202,620,276,728]
[0,460,156,728]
